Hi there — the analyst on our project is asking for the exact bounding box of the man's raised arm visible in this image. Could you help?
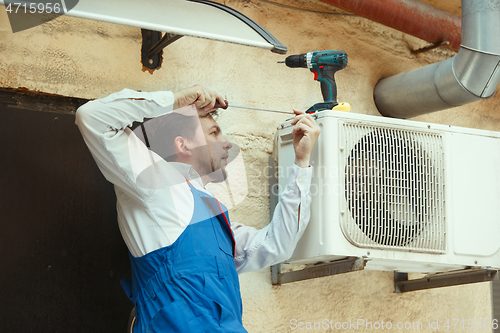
[233,110,321,273]
[75,85,225,198]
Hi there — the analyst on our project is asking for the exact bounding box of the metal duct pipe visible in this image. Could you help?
[374,0,500,118]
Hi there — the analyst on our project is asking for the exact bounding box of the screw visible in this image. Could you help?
[148,59,154,65]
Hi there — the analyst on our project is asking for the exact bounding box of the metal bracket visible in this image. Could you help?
[141,29,183,70]
[272,257,366,285]
[394,269,498,293]
[410,41,450,56]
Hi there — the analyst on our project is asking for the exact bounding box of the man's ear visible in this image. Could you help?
[174,136,192,157]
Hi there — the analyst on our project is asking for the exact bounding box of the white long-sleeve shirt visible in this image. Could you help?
[75,89,313,274]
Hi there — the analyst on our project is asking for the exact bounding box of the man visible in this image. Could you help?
[76,84,320,332]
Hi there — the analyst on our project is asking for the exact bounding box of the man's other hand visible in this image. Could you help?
[290,110,321,168]
[173,85,226,112]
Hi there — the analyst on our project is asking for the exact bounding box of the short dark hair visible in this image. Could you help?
[137,110,219,162]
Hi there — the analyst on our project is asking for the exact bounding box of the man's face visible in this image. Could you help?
[186,114,232,183]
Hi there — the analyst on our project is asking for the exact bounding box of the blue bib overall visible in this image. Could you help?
[121,182,246,333]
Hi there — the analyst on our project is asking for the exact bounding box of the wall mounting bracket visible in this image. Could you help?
[394,269,498,293]
[271,257,366,285]
[142,30,183,70]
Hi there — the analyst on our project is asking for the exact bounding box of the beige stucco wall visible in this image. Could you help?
[0,0,496,332]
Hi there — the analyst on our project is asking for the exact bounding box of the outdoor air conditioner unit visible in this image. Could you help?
[274,110,500,273]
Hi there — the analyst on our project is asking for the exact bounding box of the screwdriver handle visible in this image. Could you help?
[214,100,229,110]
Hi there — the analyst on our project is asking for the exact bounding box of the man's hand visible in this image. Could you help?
[173,84,226,112]
[290,110,321,168]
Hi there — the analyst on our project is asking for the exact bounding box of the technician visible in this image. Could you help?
[75,84,320,332]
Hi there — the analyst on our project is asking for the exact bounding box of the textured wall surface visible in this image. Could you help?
[0,0,496,331]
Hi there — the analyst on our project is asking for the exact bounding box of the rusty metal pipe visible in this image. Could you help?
[318,0,462,52]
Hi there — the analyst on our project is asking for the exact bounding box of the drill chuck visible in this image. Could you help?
[284,54,308,68]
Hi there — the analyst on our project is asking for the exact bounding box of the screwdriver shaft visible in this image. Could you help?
[214,100,294,115]
[228,104,294,115]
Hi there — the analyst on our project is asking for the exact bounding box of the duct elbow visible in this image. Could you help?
[454,47,500,99]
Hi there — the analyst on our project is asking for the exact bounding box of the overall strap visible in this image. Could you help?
[186,179,235,257]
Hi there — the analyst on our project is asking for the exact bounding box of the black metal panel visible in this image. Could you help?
[0,96,132,332]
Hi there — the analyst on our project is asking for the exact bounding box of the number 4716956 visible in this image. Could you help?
[5,2,63,14]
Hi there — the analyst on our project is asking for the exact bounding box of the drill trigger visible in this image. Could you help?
[312,71,319,80]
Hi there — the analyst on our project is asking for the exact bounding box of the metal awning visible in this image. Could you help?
[1,0,287,58]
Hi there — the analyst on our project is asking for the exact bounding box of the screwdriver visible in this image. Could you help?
[214,100,294,115]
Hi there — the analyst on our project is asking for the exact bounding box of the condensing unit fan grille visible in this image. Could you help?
[340,122,445,253]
